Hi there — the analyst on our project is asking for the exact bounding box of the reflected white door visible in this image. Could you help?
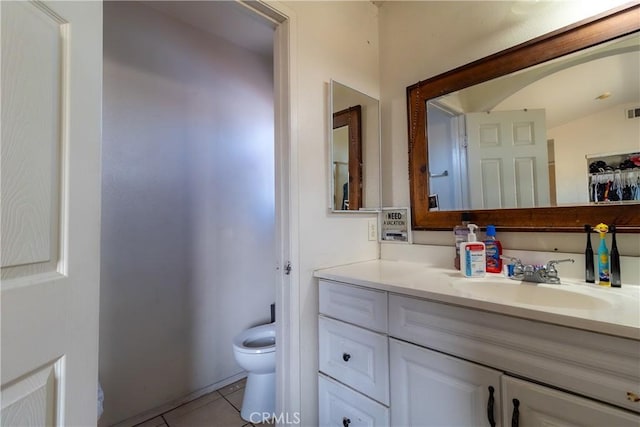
[1,1,102,425]
[466,109,549,209]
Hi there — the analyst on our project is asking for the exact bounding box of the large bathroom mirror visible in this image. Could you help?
[408,4,640,232]
[330,80,381,212]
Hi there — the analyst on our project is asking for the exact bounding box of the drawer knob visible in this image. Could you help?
[342,417,351,427]
[342,353,351,362]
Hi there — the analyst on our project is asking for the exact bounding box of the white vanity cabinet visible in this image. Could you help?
[390,337,639,427]
[317,278,640,426]
[318,280,390,426]
[388,293,640,425]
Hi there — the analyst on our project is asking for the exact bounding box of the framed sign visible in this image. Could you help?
[380,207,412,243]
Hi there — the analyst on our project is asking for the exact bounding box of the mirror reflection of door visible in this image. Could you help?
[465,109,550,209]
[333,105,362,210]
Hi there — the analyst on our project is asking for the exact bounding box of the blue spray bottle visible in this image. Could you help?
[593,223,610,287]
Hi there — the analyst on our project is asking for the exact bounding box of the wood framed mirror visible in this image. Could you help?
[408,3,640,232]
[333,105,362,210]
[330,80,381,213]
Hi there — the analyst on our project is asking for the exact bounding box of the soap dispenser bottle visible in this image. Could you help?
[460,224,486,277]
[453,212,471,270]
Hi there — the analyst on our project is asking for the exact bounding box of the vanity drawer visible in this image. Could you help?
[319,279,388,333]
[319,316,389,405]
[319,374,389,427]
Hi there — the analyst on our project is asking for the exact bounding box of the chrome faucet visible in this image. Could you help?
[501,256,574,284]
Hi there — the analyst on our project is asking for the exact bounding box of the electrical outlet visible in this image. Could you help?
[368,219,377,241]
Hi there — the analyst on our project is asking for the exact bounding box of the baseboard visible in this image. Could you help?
[109,371,248,427]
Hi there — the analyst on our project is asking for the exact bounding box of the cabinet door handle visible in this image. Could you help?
[511,398,520,427]
[342,353,351,362]
[487,386,496,427]
[342,417,351,427]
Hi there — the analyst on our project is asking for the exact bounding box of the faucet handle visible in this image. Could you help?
[545,258,575,271]
[545,259,575,283]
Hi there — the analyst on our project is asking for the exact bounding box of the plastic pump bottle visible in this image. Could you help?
[454,212,472,270]
[460,224,486,277]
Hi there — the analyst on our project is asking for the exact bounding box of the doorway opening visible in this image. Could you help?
[99,2,293,425]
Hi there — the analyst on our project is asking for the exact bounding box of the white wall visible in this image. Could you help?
[378,0,639,256]
[549,101,640,205]
[281,1,381,425]
[100,2,274,425]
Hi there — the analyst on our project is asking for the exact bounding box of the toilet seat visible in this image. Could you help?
[233,323,275,354]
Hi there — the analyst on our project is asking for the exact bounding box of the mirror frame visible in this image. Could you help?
[408,3,640,233]
[333,105,363,210]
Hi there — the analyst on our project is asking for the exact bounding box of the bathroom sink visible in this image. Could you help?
[450,279,613,310]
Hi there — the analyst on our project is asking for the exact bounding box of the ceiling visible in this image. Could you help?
[142,1,638,129]
[144,1,275,57]
[497,49,640,128]
[438,33,640,129]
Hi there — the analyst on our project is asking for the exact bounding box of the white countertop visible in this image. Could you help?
[314,259,640,340]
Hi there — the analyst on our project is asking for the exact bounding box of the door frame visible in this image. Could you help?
[238,0,300,420]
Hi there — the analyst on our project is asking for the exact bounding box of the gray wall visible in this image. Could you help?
[100,2,274,425]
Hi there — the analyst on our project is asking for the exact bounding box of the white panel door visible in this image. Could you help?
[1,1,102,425]
[390,338,503,427]
[502,376,640,427]
[466,109,550,209]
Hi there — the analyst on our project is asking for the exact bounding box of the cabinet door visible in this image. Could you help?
[390,338,502,427]
[319,374,389,427]
[502,376,640,427]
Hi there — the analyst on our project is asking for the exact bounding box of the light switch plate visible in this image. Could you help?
[368,219,377,241]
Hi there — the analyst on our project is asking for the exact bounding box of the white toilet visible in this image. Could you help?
[232,323,276,422]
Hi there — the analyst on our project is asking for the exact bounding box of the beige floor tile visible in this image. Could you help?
[134,416,167,427]
[164,397,246,427]
[163,391,223,422]
[224,388,244,411]
[217,378,246,396]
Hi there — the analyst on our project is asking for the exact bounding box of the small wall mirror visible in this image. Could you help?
[329,80,381,212]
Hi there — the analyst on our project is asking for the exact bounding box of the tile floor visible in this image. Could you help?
[133,379,270,427]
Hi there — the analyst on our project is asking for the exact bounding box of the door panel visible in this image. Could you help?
[1,0,63,280]
[390,338,502,427]
[1,1,102,425]
[466,109,549,209]
[0,360,62,426]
